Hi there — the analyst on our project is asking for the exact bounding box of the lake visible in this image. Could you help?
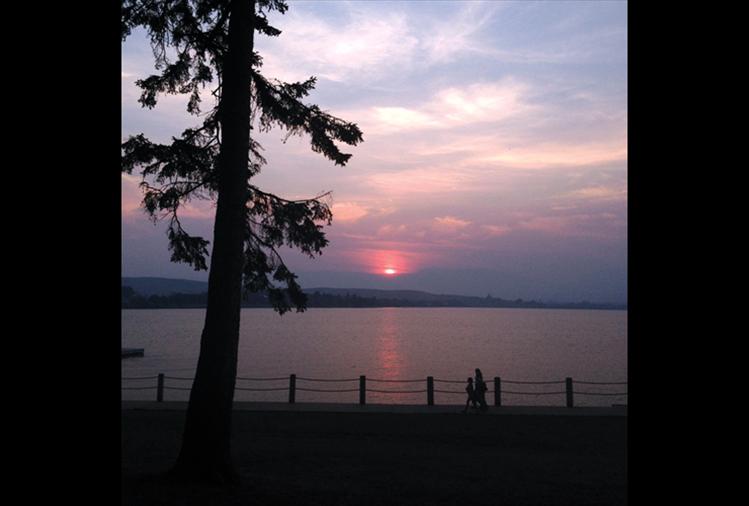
[121,307,627,407]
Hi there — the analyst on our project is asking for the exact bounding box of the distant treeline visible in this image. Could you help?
[122,286,624,311]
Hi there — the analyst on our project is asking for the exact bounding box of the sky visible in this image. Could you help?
[122,0,628,304]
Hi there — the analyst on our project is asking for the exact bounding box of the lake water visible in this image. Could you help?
[122,307,627,407]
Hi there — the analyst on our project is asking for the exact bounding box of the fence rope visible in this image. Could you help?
[367,389,427,394]
[503,390,566,396]
[236,376,288,382]
[235,386,288,392]
[503,380,566,385]
[162,375,301,382]
[368,378,424,383]
[296,377,360,382]
[121,374,628,402]
[296,387,360,393]
[434,379,575,385]
[574,381,628,385]
[435,389,498,394]
[576,391,628,396]
[122,375,626,385]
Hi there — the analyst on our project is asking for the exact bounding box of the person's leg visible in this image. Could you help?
[463,398,470,413]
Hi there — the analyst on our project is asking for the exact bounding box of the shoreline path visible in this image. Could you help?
[123,400,626,416]
[122,401,627,506]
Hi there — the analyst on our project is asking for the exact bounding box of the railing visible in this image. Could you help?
[122,373,628,407]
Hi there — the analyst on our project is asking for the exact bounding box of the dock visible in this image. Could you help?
[121,348,144,358]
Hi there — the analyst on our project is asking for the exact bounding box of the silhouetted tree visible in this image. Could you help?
[121,0,362,484]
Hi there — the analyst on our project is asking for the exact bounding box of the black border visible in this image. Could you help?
[31,1,123,500]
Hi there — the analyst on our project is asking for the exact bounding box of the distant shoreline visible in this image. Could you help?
[122,279,626,311]
[121,301,627,311]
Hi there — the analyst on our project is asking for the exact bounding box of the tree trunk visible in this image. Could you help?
[171,0,254,485]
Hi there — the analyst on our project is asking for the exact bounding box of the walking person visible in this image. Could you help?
[462,377,478,413]
[475,368,488,412]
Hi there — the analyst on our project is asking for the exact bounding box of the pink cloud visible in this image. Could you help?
[348,79,532,136]
[331,201,369,223]
[432,216,472,232]
[121,174,216,222]
[482,224,511,237]
[334,247,426,275]
[121,174,144,217]
[377,224,408,237]
[564,185,627,201]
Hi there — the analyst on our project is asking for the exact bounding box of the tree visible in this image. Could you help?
[121,0,363,483]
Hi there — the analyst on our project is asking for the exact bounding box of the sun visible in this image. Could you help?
[383,268,397,275]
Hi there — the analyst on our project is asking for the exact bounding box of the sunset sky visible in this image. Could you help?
[122,0,627,304]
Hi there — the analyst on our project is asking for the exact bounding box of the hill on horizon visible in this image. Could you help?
[122,277,626,309]
[121,277,210,296]
[122,276,469,301]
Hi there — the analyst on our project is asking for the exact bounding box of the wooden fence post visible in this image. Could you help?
[289,374,296,404]
[157,373,164,402]
[566,377,574,408]
[359,375,366,405]
[494,377,501,406]
[427,376,434,406]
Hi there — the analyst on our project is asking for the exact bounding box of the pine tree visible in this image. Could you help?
[121,0,363,483]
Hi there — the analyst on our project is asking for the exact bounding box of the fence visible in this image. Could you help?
[122,373,627,407]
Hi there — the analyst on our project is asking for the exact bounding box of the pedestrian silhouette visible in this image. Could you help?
[475,368,488,412]
[462,377,478,413]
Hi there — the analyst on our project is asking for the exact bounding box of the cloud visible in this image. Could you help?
[433,216,472,232]
[363,165,483,196]
[121,173,216,222]
[352,79,532,135]
[482,224,511,237]
[564,185,627,201]
[257,1,507,84]
[474,140,627,170]
[257,7,419,83]
[512,210,625,239]
[331,201,368,223]
[377,224,408,237]
[343,246,434,274]
[436,82,530,123]
[370,107,441,131]
[418,1,502,65]
[121,174,144,216]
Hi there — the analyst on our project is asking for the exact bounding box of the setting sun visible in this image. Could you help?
[383,268,397,275]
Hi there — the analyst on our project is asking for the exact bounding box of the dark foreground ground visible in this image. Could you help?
[122,405,626,506]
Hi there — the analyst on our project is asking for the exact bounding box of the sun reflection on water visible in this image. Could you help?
[375,308,403,381]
